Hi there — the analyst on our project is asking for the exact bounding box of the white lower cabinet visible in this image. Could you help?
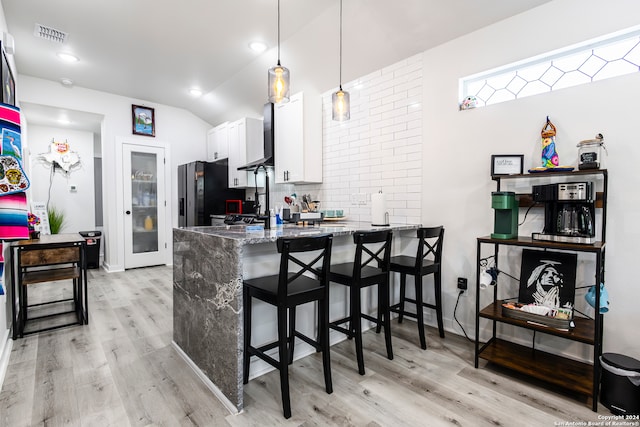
[274,91,322,184]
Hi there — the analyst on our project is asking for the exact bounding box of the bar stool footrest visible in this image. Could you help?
[389,304,420,320]
[248,344,280,369]
[293,331,321,351]
[329,321,353,338]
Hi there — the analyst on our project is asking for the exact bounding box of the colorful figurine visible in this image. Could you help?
[541,116,559,168]
[459,96,477,110]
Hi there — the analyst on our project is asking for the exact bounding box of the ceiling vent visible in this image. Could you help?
[34,24,67,44]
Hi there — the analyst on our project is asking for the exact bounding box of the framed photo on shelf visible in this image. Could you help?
[132,104,155,137]
[1,42,15,106]
[518,249,577,307]
[491,154,524,176]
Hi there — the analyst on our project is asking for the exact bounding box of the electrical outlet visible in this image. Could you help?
[457,277,468,293]
[350,193,368,206]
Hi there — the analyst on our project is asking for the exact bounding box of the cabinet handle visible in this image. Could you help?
[214,152,218,159]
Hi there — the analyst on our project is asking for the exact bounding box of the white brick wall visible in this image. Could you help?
[269,53,423,225]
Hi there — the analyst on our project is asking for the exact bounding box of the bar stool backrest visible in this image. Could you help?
[415,226,444,271]
[352,230,393,279]
[276,234,333,303]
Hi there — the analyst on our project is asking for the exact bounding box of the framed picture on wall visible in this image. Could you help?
[132,104,155,137]
[1,42,16,106]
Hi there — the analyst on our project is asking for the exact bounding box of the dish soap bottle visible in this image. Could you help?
[269,208,276,228]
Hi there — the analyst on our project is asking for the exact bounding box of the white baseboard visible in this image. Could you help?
[102,262,125,273]
[0,329,13,391]
[171,341,241,415]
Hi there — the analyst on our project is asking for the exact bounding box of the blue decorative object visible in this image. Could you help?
[585,283,609,314]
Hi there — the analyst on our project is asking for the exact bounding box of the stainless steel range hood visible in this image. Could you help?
[237,102,274,171]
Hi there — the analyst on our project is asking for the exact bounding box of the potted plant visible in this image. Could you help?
[48,205,66,234]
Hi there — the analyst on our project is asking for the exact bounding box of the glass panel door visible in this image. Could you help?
[131,151,159,254]
[123,144,166,269]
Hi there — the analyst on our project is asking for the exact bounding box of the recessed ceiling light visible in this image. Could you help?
[248,41,267,53]
[60,78,74,87]
[189,88,203,97]
[58,118,71,125]
[57,52,79,63]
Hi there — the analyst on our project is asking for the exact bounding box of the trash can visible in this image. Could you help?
[600,353,640,415]
[79,231,102,269]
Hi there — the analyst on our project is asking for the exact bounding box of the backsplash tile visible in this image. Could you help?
[268,53,423,225]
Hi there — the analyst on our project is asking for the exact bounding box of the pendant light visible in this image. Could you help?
[268,0,290,103]
[332,0,350,121]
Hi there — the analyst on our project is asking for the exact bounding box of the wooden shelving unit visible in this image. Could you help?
[474,169,607,412]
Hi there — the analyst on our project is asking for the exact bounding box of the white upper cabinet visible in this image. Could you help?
[274,91,322,184]
[207,122,229,162]
[227,117,263,188]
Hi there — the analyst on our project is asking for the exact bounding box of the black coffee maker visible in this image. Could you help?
[531,182,596,244]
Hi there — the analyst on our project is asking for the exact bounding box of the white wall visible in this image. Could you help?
[17,76,211,271]
[420,0,640,358]
[27,125,95,232]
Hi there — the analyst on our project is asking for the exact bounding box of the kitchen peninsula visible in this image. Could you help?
[172,222,420,413]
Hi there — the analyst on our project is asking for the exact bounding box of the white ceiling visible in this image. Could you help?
[4,0,552,130]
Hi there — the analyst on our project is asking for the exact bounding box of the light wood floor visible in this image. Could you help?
[0,265,610,426]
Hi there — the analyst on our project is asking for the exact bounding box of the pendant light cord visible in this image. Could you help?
[339,0,343,89]
[277,0,281,66]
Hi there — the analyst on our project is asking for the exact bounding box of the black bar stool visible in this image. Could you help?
[327,229,393,375]
[387,226,444,349]
[243,234,333,419]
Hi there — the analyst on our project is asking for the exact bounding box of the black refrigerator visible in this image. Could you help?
[178,160,245,226]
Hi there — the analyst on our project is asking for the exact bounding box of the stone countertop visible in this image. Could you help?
[175,222,421,244]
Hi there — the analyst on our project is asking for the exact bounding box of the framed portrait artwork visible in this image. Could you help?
[132,104,155,137]
[1,42,15,106]
[518,249,577,308]
[491,154,524,176]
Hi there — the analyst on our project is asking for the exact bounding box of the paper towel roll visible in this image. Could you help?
[371,192,389,226]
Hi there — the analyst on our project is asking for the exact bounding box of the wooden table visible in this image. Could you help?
[10,233,88,339]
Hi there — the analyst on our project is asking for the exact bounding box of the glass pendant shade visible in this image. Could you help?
[268,63,290,104]
[332,88,350,121]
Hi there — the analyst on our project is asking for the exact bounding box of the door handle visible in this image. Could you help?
[125,210,131,215]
